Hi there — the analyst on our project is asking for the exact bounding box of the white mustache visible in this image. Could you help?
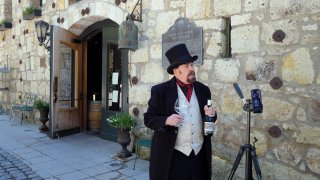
[188,71,195,76]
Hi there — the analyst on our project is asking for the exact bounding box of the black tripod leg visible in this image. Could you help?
[245,146,253,180]
[228,145,245,180]
[250,147,262,180]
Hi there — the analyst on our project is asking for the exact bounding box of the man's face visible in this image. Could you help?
[173,62,196,84]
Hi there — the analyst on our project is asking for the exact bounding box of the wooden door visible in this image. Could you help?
[49,25,83,138]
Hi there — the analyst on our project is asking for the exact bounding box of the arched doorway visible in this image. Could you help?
[50,19,129,141]
[82,19,129,141]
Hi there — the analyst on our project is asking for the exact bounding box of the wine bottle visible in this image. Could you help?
[204,99,214,136]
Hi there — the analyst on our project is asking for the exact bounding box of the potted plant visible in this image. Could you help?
[33,99,49,131]
[106,112,136,158]
[0,19,12,31]
[23,6,42,20]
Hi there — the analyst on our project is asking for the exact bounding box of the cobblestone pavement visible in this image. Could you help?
[0,147,43,180]
[0,114,149,180]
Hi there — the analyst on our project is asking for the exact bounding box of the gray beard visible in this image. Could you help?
[187,76,196,84]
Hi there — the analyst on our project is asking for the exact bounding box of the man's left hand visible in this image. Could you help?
[204,105,216,117]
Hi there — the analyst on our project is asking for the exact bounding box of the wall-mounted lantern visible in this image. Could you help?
[118,0,142,51]
[35,20,50,51]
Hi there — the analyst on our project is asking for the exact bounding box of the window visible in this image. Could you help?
[59,43,76,109]
[224,17,232,58]
[107,44,122,111]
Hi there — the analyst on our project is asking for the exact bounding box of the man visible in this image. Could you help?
[144,44,217,180]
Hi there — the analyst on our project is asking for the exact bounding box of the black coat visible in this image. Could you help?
[144,77,216,180]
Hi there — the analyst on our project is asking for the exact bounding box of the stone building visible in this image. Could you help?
[0,0,319,179]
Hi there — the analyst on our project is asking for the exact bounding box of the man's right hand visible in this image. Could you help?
[165,114,182,127]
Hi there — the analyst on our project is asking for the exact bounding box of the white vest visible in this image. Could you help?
[174,86,203,156]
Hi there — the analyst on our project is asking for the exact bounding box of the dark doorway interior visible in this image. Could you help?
[87,32,102,102]
[87,32,102,132]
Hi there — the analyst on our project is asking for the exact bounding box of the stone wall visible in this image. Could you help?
[0,0,52,114]
[0,0,319,179]
[129,0,320,179]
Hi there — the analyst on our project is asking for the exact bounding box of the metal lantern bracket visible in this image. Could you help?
[41,35,50,51]
[126,0,142,22]
[35,20,51,52]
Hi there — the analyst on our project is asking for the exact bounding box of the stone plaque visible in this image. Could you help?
[162,17,203,67]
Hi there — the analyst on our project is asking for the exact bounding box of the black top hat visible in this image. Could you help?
[165,43,198,74]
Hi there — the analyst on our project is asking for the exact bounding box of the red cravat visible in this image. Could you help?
[176,79,193,102]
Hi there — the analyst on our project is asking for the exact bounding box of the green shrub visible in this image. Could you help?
[33,99,49,111]
[23,6,34,16]
[0,19,9,25]
[106,112,136,130]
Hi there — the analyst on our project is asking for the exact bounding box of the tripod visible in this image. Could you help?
[228,99,262,180]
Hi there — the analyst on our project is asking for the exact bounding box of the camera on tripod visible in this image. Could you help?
[251,89,263,113]
[229,83,263,180]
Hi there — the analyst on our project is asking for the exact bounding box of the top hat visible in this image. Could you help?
[165,43,198,74]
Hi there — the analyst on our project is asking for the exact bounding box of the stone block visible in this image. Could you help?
[195,18,226,31]
[141,63,164,83]
[231,13,252,26]
[262,19,299,45]
[297,126,320,146]
[151,0,164,11]
[232,25,259,53]
[302,24,318,31]
[245,57,275,81]
[214,59,239,82]
[296,107,307,121]
[244,0,268,12]
[274,143,302,166]
[306,148,320,174]
[198,71,208,83]
[131,48,148,63]
[186,0,212,19]
[221,92,242,116]
[150,44,161,60]
[199,59,212,71]
[212,156,232,180]
[129,85,150,105]
[250,130,267,155]
[260,160,319,179]
[214,0,241,16]
[155,11,180,37]
[207,32,225,57]
[282,48,314,84]
[302,34,320,44]
[262,97,294,121]
[169,0,185,9]
[270,0,320,20]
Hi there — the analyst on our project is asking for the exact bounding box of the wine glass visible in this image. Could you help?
[174,98,181,114]
[174,98,188,127]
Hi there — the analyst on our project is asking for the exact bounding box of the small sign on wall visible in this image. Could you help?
[112,72,119,85]
[162,17,203,67]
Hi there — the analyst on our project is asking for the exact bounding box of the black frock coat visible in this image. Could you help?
[144,77,216,180]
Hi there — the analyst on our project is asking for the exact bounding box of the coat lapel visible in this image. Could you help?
[166,78,206,117]
[193,82,206,118]
[166,78,178,114]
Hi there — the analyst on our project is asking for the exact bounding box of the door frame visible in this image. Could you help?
[100,24,129,141]
[49,19,128,140]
